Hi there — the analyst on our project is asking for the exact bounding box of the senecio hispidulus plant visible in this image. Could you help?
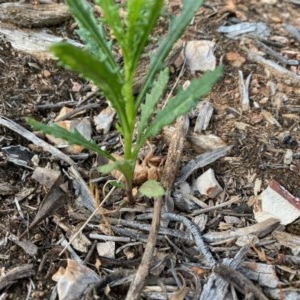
[28,0,222,203]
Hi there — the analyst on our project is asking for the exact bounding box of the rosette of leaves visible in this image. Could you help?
[28,0,222,203]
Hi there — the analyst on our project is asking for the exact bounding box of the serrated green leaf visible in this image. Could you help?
[138,66,223,148]
[50,43,129,135]
[51,43,122,103]
[136,0,204,108]
[65,0,119,72]
[76,26,111,61]
[136,68,169,143]
[125,0,164,81]
[94,0,125,49]
[139,180,164,198]
[27,118,114,161]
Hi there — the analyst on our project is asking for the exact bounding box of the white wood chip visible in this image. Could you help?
[196,168,223,198]
[97,241,115,259]
[256,180,300,225]
[184,40,216,73]
[272,231,300,255]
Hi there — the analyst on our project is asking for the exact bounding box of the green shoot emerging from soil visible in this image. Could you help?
[28,0,222,203]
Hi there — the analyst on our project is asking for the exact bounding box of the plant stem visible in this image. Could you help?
[126,187,134,205]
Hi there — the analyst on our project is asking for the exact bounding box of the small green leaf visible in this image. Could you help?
[51,43,123,104]
[50,44,129,134]
[125,0,164,79]
[98,160,124,174]
[138,66,223,148]
[65,0,118,71]
[98,158,133,174]
[94,0,125,49]
[139,180,165,198]
[136,68,169,143]
[136,0,204,108]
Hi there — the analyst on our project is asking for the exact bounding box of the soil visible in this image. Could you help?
[1,0,300,299]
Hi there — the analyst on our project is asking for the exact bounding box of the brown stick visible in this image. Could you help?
[125,196,162,300]
[125,116,189,299]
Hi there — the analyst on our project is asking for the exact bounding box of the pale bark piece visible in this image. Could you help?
[177,146,231,183]
[69,231,92,254]
[0,27,82,60]
[247,51,300,85]
[0,3,71,27]
[272,231,300,255]
[255,180,300,225]
[217,22,270,39]
[284,149,293,165]
[200,246,250,300]
[97,242,116,259]
[184,40,216,73]
[212,263,269,300]
[13,240,38,257]
[0,264,34,290]
[261,0,277,3]
[261,110,281,127]
[196,168,223,198]
[32,166,62,189]
[193,214,208,233]
[163,126,226,153]
[2,145,33,169]
[253,178,262,196]
[187,133,227,152]
[0,182,14,195]
[20,185,66,238]
[203,217,280,243]
[265,288,300,300]
[239,262,279,288]
[283,23,300,43]
[235,234,259,247]
[69,166,97,212]
[194,101,214,133]
[52,259,100,300]
[238,70,251,111]
[94,106,116,134]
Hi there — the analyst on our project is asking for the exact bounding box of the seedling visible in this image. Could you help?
[28,0,222,203]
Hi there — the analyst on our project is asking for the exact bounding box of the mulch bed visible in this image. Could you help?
[0,0,300,299]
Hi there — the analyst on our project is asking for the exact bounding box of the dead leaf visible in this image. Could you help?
[225,52,246,67]
[190,266,206,277]
[52,259,100,300]
[169,273,188,300]
[19,185,66,238]
[110,151,163,185]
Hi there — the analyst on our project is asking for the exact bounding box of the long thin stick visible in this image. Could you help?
[125,196,162,300]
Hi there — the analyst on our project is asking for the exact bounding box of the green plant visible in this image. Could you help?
[28,0,222,203]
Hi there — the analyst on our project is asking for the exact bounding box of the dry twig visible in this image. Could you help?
[126,116,189,299]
